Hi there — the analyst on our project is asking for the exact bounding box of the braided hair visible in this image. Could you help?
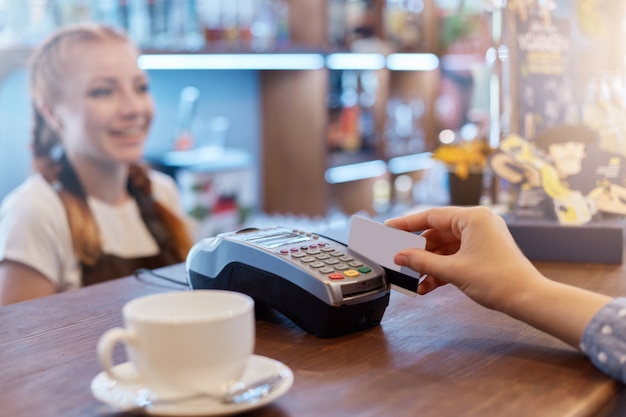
[29,23,193,266]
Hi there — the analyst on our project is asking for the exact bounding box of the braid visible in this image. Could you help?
[129,164,194,262]
[32,107,103,268]
[32,109,102,266]
[57,190,102,265]
[29,23,129,266]
[31,107,60,181]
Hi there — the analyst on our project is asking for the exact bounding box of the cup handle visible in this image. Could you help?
[97,327,138,383]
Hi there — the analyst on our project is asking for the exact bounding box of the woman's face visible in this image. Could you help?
[50,38,154,166]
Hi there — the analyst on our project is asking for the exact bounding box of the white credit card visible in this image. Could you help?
[348,215,426,296]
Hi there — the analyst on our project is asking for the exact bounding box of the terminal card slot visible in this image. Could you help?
[341,276,385,298]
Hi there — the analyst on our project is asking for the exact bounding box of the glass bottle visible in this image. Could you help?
[1,0,55,47]
[182,0,203,49]
[197,0,223,44]
[149,0,171,49]
[237,0,254,45]
[340,70,362,152]
[327,0,347,48]
[358,70,378,151]
[384,0,425,51]
[273,0,289,45]
[55,0,92,26]
[221,0,240,44]
[173,86,200,151]
[250,0,276,51]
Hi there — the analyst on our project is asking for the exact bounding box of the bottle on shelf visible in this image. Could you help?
[384,0,425,51]
[272,0,289,46]
[236,0,254,45]
[148,0,171,49]
[197,0,223,44]
[167,0,203,50]
[220,0,240,44]
[0,0,56,47]
[199,0,284,49]
[358,70,378,151]
[249,0,277,51]
[327,68,383,156]
[327,0,347,48]
[55,0,92,26]
[0,0,296,51]
[383,96,426,157]
[339,70,362,153]
[344,0,375,49]
[173,86,200,151]
[127,0,150,48]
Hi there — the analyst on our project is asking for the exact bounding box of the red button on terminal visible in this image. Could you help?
[328,273,344,280]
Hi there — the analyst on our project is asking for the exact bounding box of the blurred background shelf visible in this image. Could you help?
[0,0,496,233]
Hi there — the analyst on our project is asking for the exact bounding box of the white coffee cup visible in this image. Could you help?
[97,290,255,397]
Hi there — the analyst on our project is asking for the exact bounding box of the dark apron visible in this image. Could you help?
[81,252,178,287]
[57,156,182,287]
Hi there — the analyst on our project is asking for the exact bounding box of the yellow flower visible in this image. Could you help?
[431,140,493,180]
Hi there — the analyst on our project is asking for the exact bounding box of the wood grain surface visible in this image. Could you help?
[1,259,625,417]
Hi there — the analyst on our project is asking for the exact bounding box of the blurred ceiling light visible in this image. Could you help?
[326,53,386,70]
[138,53,326,70]
[388,152,434,174]
[386,53,439,71]
[325,160,387,184]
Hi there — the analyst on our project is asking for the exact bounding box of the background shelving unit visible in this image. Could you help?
[259,0,445,217]
[0,0,492,219]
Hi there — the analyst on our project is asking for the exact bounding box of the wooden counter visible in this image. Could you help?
[1,259,625,417]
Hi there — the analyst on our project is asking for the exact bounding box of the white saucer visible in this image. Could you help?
[91,354,294,416]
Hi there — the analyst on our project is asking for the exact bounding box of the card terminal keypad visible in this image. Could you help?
[234,227,384,298]
[280,240,374,281]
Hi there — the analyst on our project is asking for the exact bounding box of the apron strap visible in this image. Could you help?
[56,155,181,286]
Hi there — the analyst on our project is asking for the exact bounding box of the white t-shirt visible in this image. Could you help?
[0,171,188,291]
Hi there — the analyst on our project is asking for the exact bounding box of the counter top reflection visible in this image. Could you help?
[1,259,626,417]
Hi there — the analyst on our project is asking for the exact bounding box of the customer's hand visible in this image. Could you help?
[386,205,613,357]
[385,206,545,313]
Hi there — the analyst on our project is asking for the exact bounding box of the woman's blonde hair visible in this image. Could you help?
[29,23,193,266]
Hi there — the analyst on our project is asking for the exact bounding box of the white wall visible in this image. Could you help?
[0,69,32,200]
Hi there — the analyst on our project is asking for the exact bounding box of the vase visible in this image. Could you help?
[448,172,483,206]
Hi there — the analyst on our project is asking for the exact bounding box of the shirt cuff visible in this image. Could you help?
[580,297,626,383]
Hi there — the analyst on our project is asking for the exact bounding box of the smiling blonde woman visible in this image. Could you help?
[0,23,193,305]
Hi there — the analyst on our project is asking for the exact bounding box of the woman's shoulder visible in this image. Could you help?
[0,174,75,288]
[1,175,60,210]
[0,174,65,232]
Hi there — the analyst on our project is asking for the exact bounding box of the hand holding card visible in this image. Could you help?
[348,215,426,296]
